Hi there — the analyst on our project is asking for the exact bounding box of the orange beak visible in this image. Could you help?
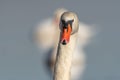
[61,24,72,45]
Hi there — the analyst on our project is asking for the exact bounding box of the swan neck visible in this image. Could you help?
[54,33,78,80]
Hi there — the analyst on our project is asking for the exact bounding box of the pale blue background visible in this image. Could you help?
[0,0,120,80]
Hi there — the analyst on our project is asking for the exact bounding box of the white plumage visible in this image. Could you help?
[34,8,95,80]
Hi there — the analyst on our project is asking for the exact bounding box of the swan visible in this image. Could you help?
[34,8,95,80]
[53,11,79,80]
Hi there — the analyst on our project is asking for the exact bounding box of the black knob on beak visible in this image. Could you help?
[63,23,68,28]
[61,19,74,29]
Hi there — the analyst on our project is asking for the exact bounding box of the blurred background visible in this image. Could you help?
[0,0,120,80]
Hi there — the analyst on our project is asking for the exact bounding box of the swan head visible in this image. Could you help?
[59,12,79,45]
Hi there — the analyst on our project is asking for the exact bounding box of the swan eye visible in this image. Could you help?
[61,20,65,27]
[61,20,65,24]
[69,19,74,23]
[68,19,74,26]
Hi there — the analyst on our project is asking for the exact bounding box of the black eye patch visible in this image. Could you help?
[61,19,74,24]
[67,19,74,23]
[61,19,74,27]
[61,20,65,24]
[61,19,74,31]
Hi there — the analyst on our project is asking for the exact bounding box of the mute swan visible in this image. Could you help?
[34,8,95,80]
[54,11,79,80]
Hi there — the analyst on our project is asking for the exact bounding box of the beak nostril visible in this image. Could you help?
[63,39,66,42]
[62,39,67,45]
